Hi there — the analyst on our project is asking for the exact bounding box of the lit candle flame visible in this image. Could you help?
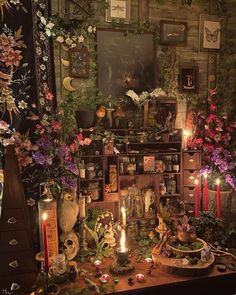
[194,178,199,185]
[216,178,220,185]
[203,172,208,179]
[120,229,126,253]
[42,212,48,221]
[183,129,191,138]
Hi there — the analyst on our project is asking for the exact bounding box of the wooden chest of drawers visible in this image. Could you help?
[182,150,202,210]
[0,146,37,293]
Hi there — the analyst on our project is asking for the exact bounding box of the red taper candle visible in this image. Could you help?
[216,179,222,219]
[42,212,49,272]
[203,173,208,211]
[194,179,200,218]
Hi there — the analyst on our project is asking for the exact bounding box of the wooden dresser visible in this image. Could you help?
[0,146,37,294]
[182,150,202,212]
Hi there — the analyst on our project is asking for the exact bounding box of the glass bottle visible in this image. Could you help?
[79,160,85,179]
[165,155,172,172]
[139,219,148,238]
[172,155,180,172]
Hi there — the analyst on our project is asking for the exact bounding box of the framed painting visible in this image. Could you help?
[199,14,223,51]
[105,0,131,24]
[179,65,199,93]
[160,20,187,45]
[68,46,89,78]
[96,28,156,98]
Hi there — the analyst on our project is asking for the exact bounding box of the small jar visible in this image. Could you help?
[139,219,148,238]
[52,254,67,276]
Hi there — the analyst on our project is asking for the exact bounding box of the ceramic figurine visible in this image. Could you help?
[58,187,79,233]
[143,189,155,214]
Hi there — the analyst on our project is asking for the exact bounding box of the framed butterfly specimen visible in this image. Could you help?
[199,14,223,51]
[105,0,131,24]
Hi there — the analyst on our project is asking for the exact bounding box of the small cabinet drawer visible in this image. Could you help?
[183,170,200,187]
[183,152,201,170]
[0,250,36,275]
[0,209,25,231]
[183,187,201,203]
[0,272,37,293]
[0,230,30,253]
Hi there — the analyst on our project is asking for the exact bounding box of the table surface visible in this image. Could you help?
[58,255,236,295]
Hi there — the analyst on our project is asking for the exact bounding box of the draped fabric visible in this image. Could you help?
[0,0,55,244]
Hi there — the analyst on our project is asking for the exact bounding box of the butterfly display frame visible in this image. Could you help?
[105,0,131,24]
[199,14,223,51]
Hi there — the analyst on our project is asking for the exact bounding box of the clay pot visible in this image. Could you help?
[176,229,197,244]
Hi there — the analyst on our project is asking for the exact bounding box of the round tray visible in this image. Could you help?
[166,236,207,258]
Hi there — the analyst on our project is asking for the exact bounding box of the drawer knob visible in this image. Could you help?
[189,176,195,180]
[9,239,19,246]
[11,282,20,291]
[7,217,17,224]
[189,194,194,197]
[9,260,19,268]
[188,159,195,162]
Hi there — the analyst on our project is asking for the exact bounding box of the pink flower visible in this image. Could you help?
[83,137,92,145]
[0,48,22,67]
[210,104,217,111]
[45,89,54,100]
[89,127,94,132]
[195,138,203,144]
[206,114,217,123]
[208,88,217,96]
[77,133,84,142]
[0,33,16,49]
[70,142,78,153]
[51,121,61,129]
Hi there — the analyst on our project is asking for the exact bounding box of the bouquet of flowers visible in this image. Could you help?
[189,89,236,190]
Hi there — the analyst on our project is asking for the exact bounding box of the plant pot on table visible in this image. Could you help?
[75,110,95,129]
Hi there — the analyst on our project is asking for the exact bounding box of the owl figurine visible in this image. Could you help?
[58,188,79,233]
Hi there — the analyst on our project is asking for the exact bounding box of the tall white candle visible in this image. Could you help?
[79,194,86,219]
[121,206,126,227]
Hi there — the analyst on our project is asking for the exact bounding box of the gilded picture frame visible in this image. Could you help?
[105,0,131,24]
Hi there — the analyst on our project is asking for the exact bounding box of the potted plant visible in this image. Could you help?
[176,215,197,244]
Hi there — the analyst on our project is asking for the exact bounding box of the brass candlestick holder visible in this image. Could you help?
[76,217,88,259]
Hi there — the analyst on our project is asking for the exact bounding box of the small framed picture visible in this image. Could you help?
[199,14,223,51]
[179,66,199,93]
[160,20,187,45]
[68,46,89,78]
[143,156,155,172]
[105,0,131,24]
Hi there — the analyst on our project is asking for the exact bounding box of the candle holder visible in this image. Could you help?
[110,247,134,275]
[76,217,89,259]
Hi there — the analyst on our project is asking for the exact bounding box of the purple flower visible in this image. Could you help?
[200,166,212,176]
[32,151,52,166]
[36,136,52,150]
[65,161,79,175]
[57,144,70,159]
[61,176,77,190]
[225,174,236,190]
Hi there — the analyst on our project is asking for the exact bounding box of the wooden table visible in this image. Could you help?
[58,256,236,295]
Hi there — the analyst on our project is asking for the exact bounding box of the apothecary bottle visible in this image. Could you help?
[172,155,180,172]
[79,160,85,179]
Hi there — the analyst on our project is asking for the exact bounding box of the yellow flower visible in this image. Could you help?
[0,170,4,183]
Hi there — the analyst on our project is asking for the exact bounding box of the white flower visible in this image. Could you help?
[71,43,77,48]
[42,55,49,61]
[18,100,28,110]
[45,29,51,36]
[36,11,42,18]
[46,22,55,30]
[27,198,36,206]
[126,90,139,102]
[87,26,93,33]
[0,120,10,131]
[43,114,48,121]
[40,33,46,41]
[36,47,42,55]
[139,91,149,101]
[39,3,46,9]
[39,98,45,106]
[3,136,15,146]
[10,0,20,4]
[40,16,47,25]
[65,38,73,46]
[78,35,84,43]
[56,36,64,43]
[40,64,46,71]
[149,88,167,97]
[93,26,96,33]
